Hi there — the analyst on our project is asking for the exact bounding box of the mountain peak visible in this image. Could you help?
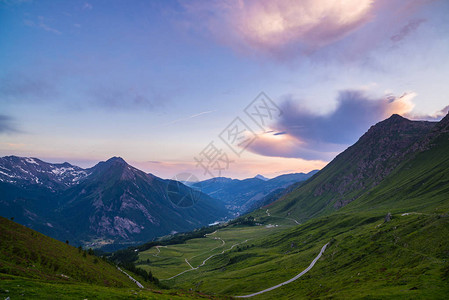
[385,113,408,123]
[105,157,127,165]
[254,174,269,181]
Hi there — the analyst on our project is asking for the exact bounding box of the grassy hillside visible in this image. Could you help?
[0,217,212,299]
[345,128,449,214]
[258,115,436,222]
[138,211,448,299]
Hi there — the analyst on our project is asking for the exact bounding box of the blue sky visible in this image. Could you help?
[1,0,448,179]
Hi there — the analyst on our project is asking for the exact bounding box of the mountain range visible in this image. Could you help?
[0,156,229,249]
[193,170,318,214]
[0,155,315,250]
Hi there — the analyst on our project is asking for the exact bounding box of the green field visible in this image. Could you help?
[137,223,290,280]
[136,211,449,299]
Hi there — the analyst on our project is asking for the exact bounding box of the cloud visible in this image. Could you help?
[24,16,62,35]
[158,110,217,127]
[83,2,93,10]
[391,19,426,42]
[181,0,374,56]
[0,74,57,101]
[86,86,167,111]
[406,105,449,121]
[245,90,416,160]
[0,0,32,5]
[0,115,20,134]
[180,0,437,60]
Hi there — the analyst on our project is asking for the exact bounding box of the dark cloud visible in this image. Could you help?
[391,19,426,42]
[245,89,415,160]
[278,90,413,144]
[0,115,20,134]
[87,86,167,111]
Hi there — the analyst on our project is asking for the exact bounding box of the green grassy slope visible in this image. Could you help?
[345,128,449,214]
[0,216,136,287]
[0,217,210,299]
[142,212,448,299]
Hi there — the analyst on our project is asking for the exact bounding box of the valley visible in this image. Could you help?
[1,113,449,299]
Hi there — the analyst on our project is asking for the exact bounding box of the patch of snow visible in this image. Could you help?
[0,170,14,177]
[25,158,39,165]
[18,166,31,175]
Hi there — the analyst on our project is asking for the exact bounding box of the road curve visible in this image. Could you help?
[235,242,329,298]
[162,239,249,280]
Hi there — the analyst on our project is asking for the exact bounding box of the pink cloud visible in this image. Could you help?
[180,0,436,59]
[182,0,374,55]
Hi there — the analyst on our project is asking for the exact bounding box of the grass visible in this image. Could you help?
[137,211,449,299]
[136,224,289,280]
[0,274,206,299]
[0,217,211,299]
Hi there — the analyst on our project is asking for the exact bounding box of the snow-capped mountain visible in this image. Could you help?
[0,156,90,189]
[0,156,228,249]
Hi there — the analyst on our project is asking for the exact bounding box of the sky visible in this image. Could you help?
[0,0,448,180]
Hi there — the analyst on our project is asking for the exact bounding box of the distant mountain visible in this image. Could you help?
[0,156,89,189]
[193,170,319,214]
[263,114,439,221]
[0,157,229,249]
[254,174,269,181]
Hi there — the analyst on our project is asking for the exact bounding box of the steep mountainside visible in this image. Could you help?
[263,114,437,221]
[345,112,449,214]
[55,157,228,247]
[0,157,229,249]
[0,216,204,299]
[194,171,318,214]
[0,216,136,287]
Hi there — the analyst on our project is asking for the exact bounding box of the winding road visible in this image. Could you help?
[161,234,249,281]
[152,245,167,257]
[235,242,329,298]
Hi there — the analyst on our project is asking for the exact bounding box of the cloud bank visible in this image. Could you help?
[182,0,373,55]
[245,90,416,160]
[181,0,434,59]
[0,115,20,134]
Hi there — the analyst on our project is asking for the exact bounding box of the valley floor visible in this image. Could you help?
[137,211,449,299]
